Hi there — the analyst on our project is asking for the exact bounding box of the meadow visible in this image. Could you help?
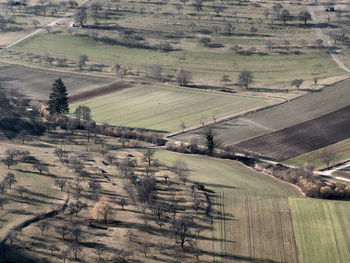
[174,77,350,145]
[285,138,350,170]
[71,84,274,133]
[156,150,350,263]
[1,0,346,93]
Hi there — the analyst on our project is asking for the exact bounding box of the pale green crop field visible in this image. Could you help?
[71,84,274,132]
[174,77,350,145]
[290,198,350,263]
[285,138,350,170]
[12,33,343,85]
[156,150,350,263]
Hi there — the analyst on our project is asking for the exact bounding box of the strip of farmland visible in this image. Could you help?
[235,106,350,161]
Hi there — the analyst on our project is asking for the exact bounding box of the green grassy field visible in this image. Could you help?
[12,33,343,86]
[290,198,350,263]
[174,77,350,145]
[285,138,350,170]
[71,84,274,132]
[156,150,350,262]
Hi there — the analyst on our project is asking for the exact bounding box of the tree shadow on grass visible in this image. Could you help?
[0,245,39,263]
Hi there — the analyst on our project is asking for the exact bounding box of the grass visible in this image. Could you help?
[156,150,302,262]
[70,84,274,132]
[156,150,350,263]
[285,138,350,170]
[12,33,344,86]
[290,198,350,263]
[174,77,350,145]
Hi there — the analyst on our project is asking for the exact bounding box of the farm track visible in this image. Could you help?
[309,5,350,73]
[0,0,93,53]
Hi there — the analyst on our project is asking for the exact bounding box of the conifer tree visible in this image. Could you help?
[47,79,69,115]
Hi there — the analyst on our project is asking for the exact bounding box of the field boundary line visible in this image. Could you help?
[0,60,117,80]
[309,5,350,73]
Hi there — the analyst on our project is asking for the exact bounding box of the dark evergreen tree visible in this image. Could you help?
[47,79,69,115]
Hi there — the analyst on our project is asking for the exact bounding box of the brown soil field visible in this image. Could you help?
[69,82,133,103]
[0,64,113,100]
[235,106,350,161]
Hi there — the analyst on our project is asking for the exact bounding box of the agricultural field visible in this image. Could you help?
[0,64,113,100]
[174,76,350,145]
[1,0,346,93]
[235,106,350,161]
[156,150,350,263]
[285,138,350,170]
[70,84,274,133]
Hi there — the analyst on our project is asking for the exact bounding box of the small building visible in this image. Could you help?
[325,7,335,12]
[69,21,76,27]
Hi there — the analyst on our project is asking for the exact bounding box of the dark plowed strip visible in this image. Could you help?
[234,105,350,161]
[69,81,133,103]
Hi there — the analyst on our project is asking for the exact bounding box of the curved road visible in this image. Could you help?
[308,5,350,72]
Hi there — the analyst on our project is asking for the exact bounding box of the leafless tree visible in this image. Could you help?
[0,196,8,209]
[142,149,155,166]
[172,158,188,184]
[119,198,127,210]
[32,161,49,174]
[321,147,337,168]
[55,225,70,240]
[175,68,191,86]
[8,231,19,246]
[55,179,67,191]
[5,173,16,189]
[69,200,87,217]
[16,185,27,198]
[36,220,50,235]
[138,242,151,257]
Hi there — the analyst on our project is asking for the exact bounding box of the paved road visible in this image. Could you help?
[308,5,350,73]
[0,0,91,53]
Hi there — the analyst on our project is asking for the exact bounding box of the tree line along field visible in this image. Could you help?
[235,105,350,161]
[1,0,346,92]
[0,64,113,100]
[156,150,350,263]
[70,84,275,133]
[174,76,350,146]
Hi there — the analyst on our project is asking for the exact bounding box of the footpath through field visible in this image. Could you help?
[309,5,350,73]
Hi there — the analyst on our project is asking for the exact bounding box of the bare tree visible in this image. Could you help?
[173,215,193,249]
[290,79,303,89]
[299,11,311,25]
[238,70,253,89]
[175,68,191,86]
[32,161,49,174]
[119,198,127,210]
[55,225,70,240]
[138,242,151,257]
[36,220,50,235]
[71,240,82,260]
[69,200,87,217]
[5,173,16,189]
[8,231,19,246]
[172,158,188,184]
[55,179,67,191]
[16,185,27,198]
[321,147,337,168]
[0,196,8,209]
[142,149,155,166]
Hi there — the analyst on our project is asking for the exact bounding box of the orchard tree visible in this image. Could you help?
[299,11,311,25]
[238,70,253,89]
[291,79,303,89]
[47,79,69,115]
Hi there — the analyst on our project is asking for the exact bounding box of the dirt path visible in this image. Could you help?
[309,5,350,73]
[0,0,92,53]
